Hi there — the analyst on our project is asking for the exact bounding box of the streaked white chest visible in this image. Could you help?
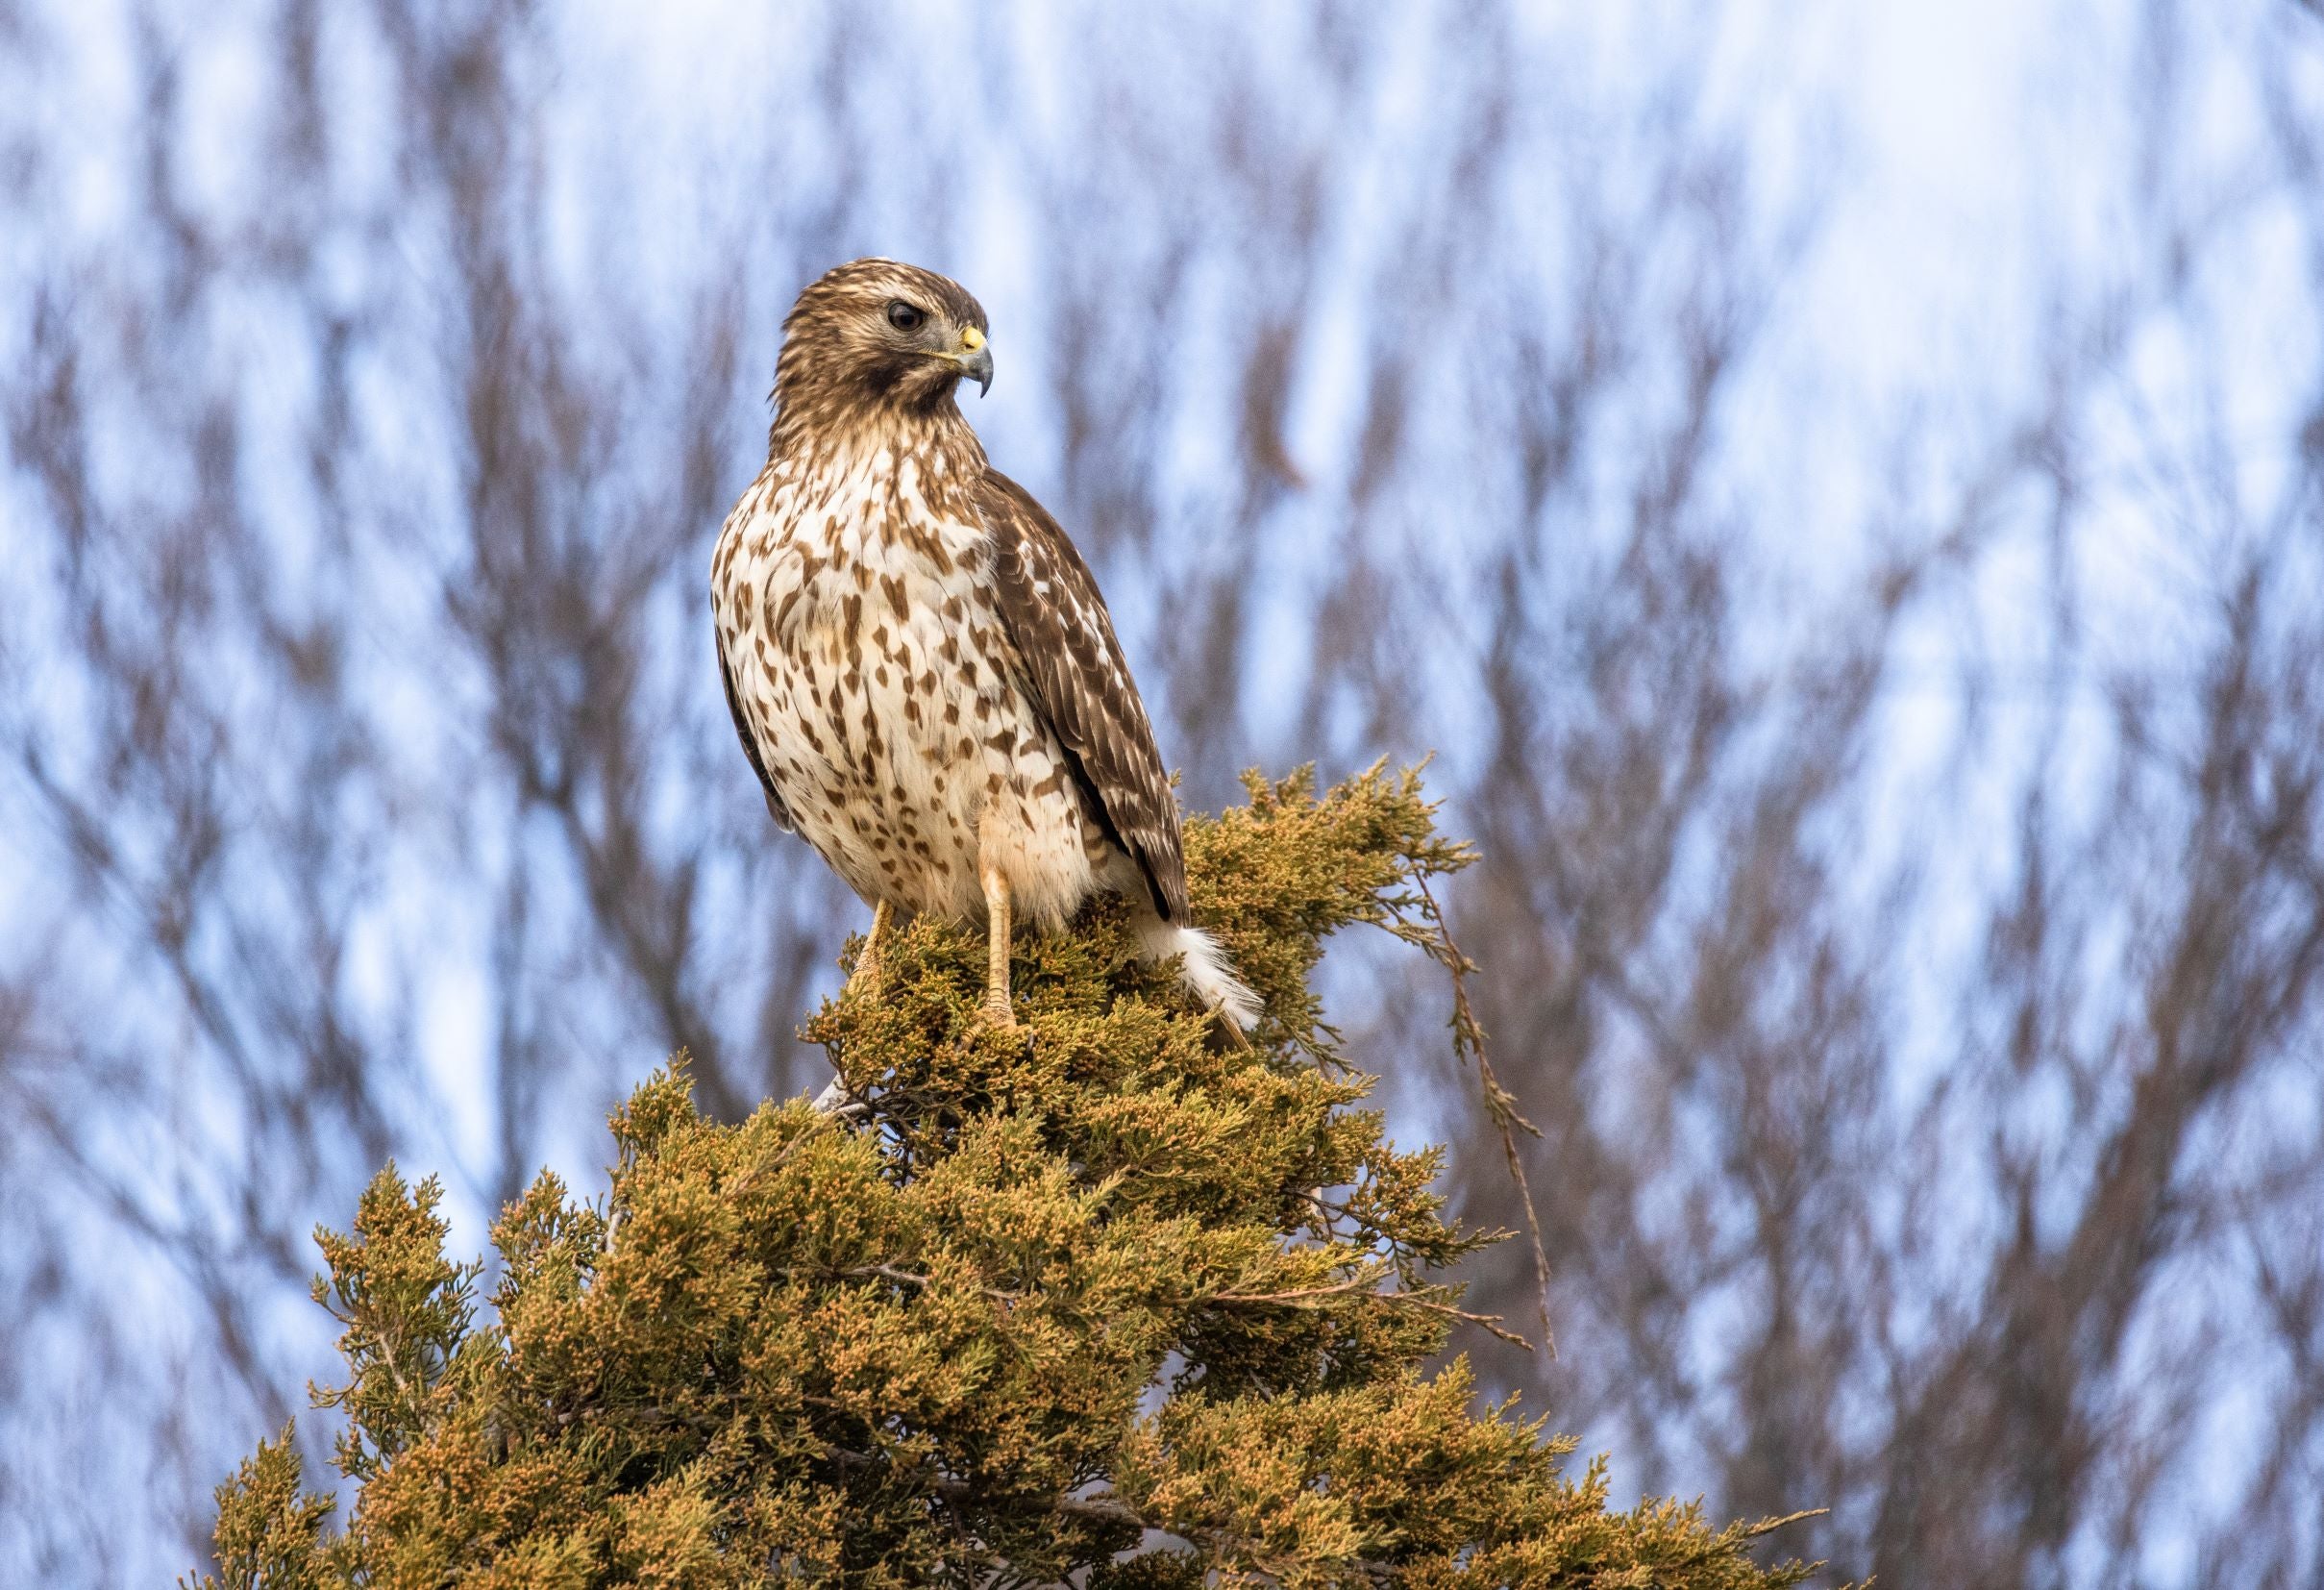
[712,447,1104,923]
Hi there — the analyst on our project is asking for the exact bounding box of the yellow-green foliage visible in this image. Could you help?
[193,766,1816,1589]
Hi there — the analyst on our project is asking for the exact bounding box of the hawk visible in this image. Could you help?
[711,259,1257,1035]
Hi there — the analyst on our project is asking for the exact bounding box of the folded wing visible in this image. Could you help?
[717,619,794,832]
[975,468,1189,923]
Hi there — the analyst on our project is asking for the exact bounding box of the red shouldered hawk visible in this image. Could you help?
[710,259,1255,1035]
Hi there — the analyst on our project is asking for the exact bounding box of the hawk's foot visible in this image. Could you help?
[976,814,1018,1033]
[845,900,894,1006]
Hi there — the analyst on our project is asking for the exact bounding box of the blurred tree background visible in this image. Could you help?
[3,1,2322,1584]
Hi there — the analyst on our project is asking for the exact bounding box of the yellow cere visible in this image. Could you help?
[959,325,985,351]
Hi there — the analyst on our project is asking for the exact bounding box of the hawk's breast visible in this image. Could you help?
[712,445,1116,927]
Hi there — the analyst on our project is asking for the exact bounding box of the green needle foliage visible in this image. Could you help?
[194,766,1818,1589]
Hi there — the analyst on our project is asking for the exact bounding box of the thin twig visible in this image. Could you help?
[1209,1274,1532,1349]
[772,1261,1020,1303]
[819,1443,1398,1581]
[1414,874,1557,1357]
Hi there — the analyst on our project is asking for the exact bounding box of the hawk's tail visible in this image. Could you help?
[1133,912,1261,1034]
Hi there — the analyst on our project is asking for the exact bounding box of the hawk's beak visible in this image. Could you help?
[956,325,993,397]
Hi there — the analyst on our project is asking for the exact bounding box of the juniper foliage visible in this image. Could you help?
[194,767,1817,1588]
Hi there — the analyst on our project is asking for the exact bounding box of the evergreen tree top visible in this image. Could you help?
[195,766,1820,1589]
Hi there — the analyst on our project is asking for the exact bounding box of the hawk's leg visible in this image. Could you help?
[845,899,894,1004]
[977,810,1018,1030]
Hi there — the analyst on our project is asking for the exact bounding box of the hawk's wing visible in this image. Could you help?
[716,619,794,832]
[976,468,1189,922]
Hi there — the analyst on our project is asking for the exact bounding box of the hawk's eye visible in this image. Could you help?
[885,301,926,333]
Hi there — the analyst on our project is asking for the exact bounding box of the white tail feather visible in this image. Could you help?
[1133,913,1260,1032]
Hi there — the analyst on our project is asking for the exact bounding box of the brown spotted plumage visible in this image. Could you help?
[711,259,1255,1032]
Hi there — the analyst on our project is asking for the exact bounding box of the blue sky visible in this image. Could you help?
[4,1,2322,1581]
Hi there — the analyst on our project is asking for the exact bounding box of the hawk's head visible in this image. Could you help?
[775,259,993,424]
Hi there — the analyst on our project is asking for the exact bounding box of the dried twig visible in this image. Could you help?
[1412,875,1557,1357]
[771,1261,1021,1304]
[819,1443,1398,1580]
[1209,1272,1532,1349]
